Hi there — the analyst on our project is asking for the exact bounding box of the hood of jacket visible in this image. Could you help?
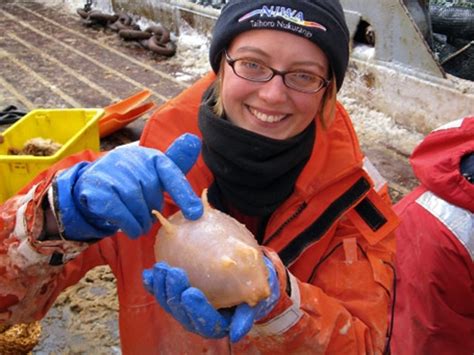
[410,116,474,212]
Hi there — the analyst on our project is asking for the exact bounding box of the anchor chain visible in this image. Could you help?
[84,0,93,12]
[76,8,176,57]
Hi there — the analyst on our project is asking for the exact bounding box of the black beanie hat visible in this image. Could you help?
[209,0,350,91]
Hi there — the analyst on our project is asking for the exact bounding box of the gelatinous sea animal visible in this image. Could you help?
[153,190,270,309]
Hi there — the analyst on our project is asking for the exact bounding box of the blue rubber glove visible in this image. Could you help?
[142,256,280,343]
[55,133,203,240]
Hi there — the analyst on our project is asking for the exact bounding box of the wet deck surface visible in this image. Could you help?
[0,1,198,148]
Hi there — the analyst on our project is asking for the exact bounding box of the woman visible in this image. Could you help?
[0,1,398,353]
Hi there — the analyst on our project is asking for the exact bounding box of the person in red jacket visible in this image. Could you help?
[0,1,399,353]
[391,116,474,355]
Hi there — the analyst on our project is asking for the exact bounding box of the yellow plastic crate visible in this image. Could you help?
[0,108,104,203]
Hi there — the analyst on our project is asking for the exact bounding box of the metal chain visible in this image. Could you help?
[84,0,93,12]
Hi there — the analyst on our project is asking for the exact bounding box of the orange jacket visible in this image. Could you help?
[0,73,398,354]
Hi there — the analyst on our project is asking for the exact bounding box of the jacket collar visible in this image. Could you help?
[294,102,364,200]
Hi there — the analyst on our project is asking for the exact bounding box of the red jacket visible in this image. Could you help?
[391,116,474,355]
[0,73,398,354]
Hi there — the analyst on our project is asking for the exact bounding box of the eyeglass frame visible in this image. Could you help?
[224,50,331,94]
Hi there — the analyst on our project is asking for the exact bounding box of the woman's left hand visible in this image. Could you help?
[142,257,280,342]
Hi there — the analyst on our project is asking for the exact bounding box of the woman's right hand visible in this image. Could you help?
[54,133,203,241]
[142,256,280,343]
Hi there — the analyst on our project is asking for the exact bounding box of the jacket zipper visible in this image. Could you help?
[264,202,308,246]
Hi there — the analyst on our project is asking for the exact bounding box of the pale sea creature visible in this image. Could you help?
[153,190,270,309]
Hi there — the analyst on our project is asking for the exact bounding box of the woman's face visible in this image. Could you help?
[221,29,329,140]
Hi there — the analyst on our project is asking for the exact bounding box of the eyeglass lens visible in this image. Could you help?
[227,54,327,93]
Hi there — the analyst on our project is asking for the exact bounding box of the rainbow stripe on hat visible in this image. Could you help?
[238,5,327,31]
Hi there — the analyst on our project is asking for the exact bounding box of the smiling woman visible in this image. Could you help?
[218,30,329,140]
[1,1,398,354]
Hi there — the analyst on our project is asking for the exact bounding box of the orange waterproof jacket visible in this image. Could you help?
[0,73,398,354]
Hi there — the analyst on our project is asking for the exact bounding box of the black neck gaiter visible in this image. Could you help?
[198,87,315,216]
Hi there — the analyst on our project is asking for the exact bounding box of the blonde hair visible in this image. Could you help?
[212,59,338,129]
[212,68,225,117]
[318,70,337,128]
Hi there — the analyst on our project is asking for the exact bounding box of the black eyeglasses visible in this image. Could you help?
[224,50,330,94]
